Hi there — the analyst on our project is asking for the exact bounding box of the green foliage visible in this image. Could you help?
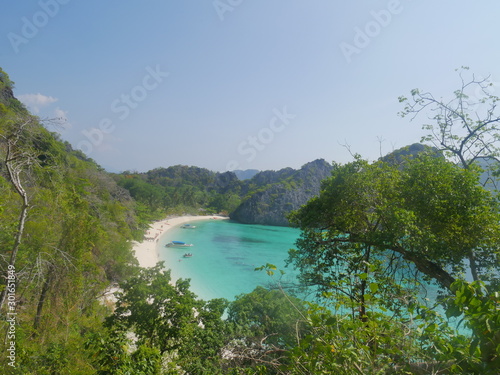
[288,155,500,294]
[0,68,14,87]
[85,328,163,375]
[0,71,140,373]
[115,166,243,216]
[1,66,499,374]
[285,306,417,374]
[104,264,230,373]
[228,286,308,349]
[445,280,500,373]
[285,153,500,373]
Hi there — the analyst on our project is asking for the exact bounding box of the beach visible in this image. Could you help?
[132,215,228,268]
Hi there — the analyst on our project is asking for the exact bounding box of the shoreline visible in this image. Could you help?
[132,215,229,268]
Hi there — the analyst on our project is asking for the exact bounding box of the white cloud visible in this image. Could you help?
[18,93,58,113]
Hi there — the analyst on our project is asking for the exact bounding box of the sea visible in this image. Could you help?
[158,219,468,333]
[158,219,301,301]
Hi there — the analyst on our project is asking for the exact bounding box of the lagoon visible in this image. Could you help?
[158,218,467,334]
[158,219,301,301]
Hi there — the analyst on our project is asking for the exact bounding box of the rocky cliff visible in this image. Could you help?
[230,159,333,226]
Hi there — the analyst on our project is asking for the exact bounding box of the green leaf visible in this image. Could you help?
[369,282,379,294]
[358,272,368,280]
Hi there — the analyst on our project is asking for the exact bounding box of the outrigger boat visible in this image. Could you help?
[181,224,196,229]
[165,241,193,248]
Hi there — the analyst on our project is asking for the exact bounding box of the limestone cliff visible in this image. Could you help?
[230,159,332,226]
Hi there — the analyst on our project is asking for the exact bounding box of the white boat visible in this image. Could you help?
[181,224,196,229]
[165,241,193,248]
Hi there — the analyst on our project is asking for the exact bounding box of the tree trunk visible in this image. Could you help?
[0,141,30,310]
[395,246,456,290]
[468,253,480,282]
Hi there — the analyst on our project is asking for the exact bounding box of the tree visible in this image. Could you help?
[0,113,40,309]
[288,155,500,298]
[399,67,500,281]
[228,286,308,347]
[287,153,500,371]
[104,264,230,373]
[399,67,500,168]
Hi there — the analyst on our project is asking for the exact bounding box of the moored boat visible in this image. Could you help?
[181,224,196,229]
[165,241,193,247]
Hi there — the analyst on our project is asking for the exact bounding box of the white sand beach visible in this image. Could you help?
[132,215,228,268]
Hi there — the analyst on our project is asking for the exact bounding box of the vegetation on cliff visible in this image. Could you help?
[0,68,139,373]
[0,67,499,374]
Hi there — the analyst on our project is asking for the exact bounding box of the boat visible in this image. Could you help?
[165,241,193,248]
[183,253,193,258]
[181,224,196,229]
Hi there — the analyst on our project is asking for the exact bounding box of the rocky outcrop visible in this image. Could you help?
[230,159,332,226]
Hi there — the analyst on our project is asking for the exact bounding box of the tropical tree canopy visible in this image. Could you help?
[288,154,500,297]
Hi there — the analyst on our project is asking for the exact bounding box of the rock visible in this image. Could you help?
[230,159,332,226]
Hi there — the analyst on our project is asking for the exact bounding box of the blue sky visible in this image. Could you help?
[2,1,500,172]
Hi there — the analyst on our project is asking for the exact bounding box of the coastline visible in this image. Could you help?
[132,215,228,268]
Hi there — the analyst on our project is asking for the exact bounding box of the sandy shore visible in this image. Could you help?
[132,215,228,268]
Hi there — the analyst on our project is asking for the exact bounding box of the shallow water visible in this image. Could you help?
[157,219,469,334]
[158,219,301,301]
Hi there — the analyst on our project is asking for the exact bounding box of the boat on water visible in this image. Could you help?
[181,224,196,229]
[183,253,193,258]
[165,241,193,248]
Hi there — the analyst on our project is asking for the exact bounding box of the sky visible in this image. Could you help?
[2,1,500,173]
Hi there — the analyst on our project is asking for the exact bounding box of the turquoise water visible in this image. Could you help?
[158,220,301,301]
[157,219,469,334]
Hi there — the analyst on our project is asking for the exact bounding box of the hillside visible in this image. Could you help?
[114,160,335,226]
[231,159,333,226]
[2,66,500,373]
[0,68,141,371]
[114,165,243,215]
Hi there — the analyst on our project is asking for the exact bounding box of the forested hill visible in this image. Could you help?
[113,165,243,216]
[114,159,334,226]
[114,146,456,227]
[0,68,147,371]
